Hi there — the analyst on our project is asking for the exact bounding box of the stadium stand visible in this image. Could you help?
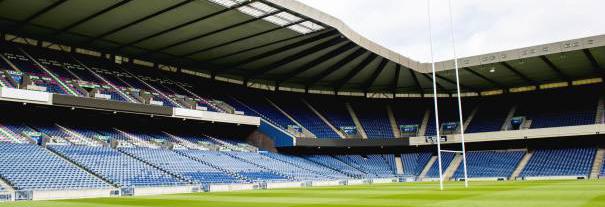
[520,148,596,177]
[465,99,511,133]
[49,145,184,187]
[335,155,397,177]
[0,143,111,190]
[262,152,350,179]
[177,150,289,182]
[351,101,394,138]
[515,91,597,129]
[452,151,525,179]
[302,155,367,177]
[401,152,433,176]
[425,152,456,178]
[120,147,239,184]
[305,97,357,135]
[270,96,340,138]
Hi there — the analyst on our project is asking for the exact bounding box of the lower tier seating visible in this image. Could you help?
[425,152,455,178]
[0,143,111,190]
[226,151,332,181]
[452,151,525,179]
[401,152,432,176]
[262,152,350,179]
[302,155,367,177]
[177,150,289,182]
[50,145,184,187]
[520,148,596,177]
[120,148,239,184]
[335,155,396,178]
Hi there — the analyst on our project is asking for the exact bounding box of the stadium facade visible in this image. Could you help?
[0,0,603,202]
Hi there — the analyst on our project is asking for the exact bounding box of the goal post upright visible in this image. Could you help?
[426,0,444,191]
[447,0,469,188]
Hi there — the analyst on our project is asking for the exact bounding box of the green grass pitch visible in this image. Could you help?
[2,180,604,207]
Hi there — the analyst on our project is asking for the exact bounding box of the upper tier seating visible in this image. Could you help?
[466,100,511,133]
[235,94,296,130]
[425,152,455,178]
[270,96,340,138]
[452,151,525,179]
[0,143,110,190]
[177,150,289,182]
[515,92,597,129]
[305,98,356,133]
[520,148,596,177]
[302,155,367,177]
[425,100,476,136]
[400,152,433,176]
[120,148,239,184]
[351,101,393,138]
[50,145,184,187]
[392,100,428,133]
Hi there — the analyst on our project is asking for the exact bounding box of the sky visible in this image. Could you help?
[296,0,605,62]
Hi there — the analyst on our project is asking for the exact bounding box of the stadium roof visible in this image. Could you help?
[0,0,604,95]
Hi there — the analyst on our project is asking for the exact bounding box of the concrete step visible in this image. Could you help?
[501,105,517,131]
[386,105,401,138]
[418,109,431,136]
[510,150,533,179]
[590,148,605,179]
[346,102,368,139]
[395,154,404,175]
[302,98,346,139]
[266,98,316,138]
[444,154,463,180]
[419,156,437,180]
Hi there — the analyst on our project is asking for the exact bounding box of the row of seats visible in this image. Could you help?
[400,152,432,176]
[50,145,184,187]
[0,143,111,190]
[452,151,525,179]
[521,148,596,177]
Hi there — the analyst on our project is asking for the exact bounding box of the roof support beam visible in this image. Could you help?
[54,0,133,36]
[16,0,68,29]
[463,67,505,89]
[501,62,537,86]
[421,73,447,92]
[435,74,477,93]
[409,69,423,93]
[362,58,389,91]
[220,30,339,72]
[539,56,571,82]
[206,29,330,62]
[246,37,347,78]
[391,65,401,94]
[181,19,307,58]
[583,49,604,76]
[305,49,368,87]
[81,0,194,45]
[333,53,378,91]
[114,0,257,51]
[149,10,282,56]
[276,43,357,84]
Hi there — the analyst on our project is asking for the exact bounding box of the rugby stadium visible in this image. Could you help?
[0,0,603,206]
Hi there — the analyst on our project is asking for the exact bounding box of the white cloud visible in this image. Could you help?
[296,0,605,62]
